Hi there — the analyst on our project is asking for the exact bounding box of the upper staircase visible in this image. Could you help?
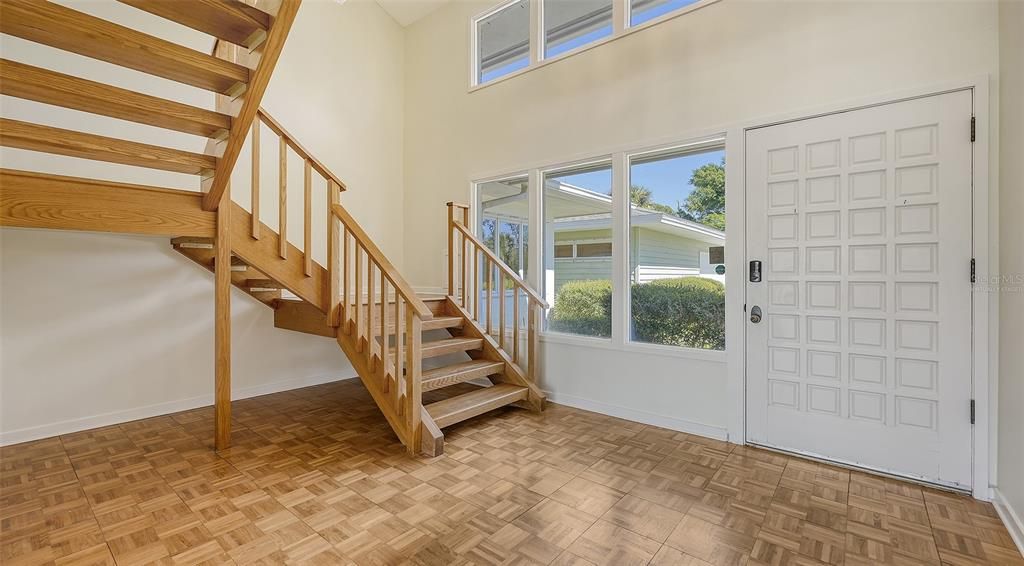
[0,0,546,456]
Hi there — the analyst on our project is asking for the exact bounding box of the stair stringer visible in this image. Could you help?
[444,298,546,412]
[334,322,445,456]
[228,203,328,311]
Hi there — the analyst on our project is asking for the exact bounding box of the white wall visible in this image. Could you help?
[996,0,1024,550]
[0,228,349,444]
[402,1,1000,440]
[0,0,407,443]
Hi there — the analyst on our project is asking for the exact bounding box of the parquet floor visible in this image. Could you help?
[2,380,1021,566]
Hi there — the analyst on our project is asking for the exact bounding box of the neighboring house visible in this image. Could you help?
[478,180,725,297]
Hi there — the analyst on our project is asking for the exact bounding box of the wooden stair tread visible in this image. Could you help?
[422,316,464,331]
[0,118,216,175]
[385,337,481,359]
[0,0,249,94]
[370,311,462,333]
[422,360,504,392]
[118,0,270,48]
[425,384,527,428]
[209,256,248,271]
[245,278,284,289]
[0,59,231,138]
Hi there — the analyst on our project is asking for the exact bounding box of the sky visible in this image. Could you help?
[550,148,725,211]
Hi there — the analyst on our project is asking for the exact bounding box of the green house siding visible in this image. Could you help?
[552,226,710,290]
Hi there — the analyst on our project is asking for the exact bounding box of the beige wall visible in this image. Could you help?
[997,0,1024,543]
[0,0,407,442]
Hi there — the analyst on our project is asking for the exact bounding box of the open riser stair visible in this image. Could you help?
[0,0,545,457]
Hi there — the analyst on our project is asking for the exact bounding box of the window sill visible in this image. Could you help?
[540,331,728,363]
[469,0,723,93]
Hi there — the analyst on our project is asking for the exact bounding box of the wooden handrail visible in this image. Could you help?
[331,204,433,319]
[451,221,548,308]
[202,0,300,211]
[256,108,347,192]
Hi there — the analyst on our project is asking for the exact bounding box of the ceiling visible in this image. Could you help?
[374,0,450,27]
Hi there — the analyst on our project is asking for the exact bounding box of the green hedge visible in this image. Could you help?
[549,277,725,349]
[632,277,725,350]
[548,280,613,337]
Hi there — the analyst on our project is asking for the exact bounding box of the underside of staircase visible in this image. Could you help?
[0,0,545,456]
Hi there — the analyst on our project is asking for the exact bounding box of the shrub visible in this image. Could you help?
[632,277,725,350]
[549,277,725,349]
[549,279,612,337]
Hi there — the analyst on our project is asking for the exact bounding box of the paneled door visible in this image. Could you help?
[745,90,974,489]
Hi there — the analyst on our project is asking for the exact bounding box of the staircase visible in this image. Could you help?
[0,0,545,456]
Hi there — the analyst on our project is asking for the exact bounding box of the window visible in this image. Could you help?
[629,0,702,26]
[476,0,530,84]
[473,0,719,88]
[478,176,530,328]
[543,162,613,337]
[543,0,613,59]
[628,145,726,350]
[479,175,529,272]
[474,136,728,354]
[576,242,612,258]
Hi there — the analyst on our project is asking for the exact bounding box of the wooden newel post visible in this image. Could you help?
[528,300,539,385]
[406,305,422,454]
[447,202,456,297]
[327,180,341,326]
[214,184,232,450]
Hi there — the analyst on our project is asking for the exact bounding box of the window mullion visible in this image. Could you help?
[529,0,541,64]
[611,152,629,347]
[613,0,627,34]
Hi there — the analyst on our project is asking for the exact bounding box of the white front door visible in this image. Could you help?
[745,90,975,489]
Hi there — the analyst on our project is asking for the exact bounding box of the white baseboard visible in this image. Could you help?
[0,373,356,447]
[993,488,1024,557]
[542,390,729,441]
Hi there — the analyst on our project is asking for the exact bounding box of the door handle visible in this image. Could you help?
[750,305,762,324]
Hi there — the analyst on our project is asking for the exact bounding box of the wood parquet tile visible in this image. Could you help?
[2,379,1021,565]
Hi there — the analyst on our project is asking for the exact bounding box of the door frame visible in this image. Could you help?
[731,76,993,500]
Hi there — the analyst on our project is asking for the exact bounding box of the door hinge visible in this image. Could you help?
[970,116,976,142]
[970,258,976,283]
[970,399,976,425]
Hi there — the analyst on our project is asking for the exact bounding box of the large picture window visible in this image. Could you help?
[628,146,725,350]
[543,162,614,338]
[473,136,727,355]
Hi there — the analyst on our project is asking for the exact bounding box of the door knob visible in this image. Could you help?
[750,305,762,324]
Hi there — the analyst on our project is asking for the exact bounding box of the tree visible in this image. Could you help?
[678,159,725,230]
[629,185,674,214]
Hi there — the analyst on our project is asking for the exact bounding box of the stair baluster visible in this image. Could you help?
[446,202,549,402]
